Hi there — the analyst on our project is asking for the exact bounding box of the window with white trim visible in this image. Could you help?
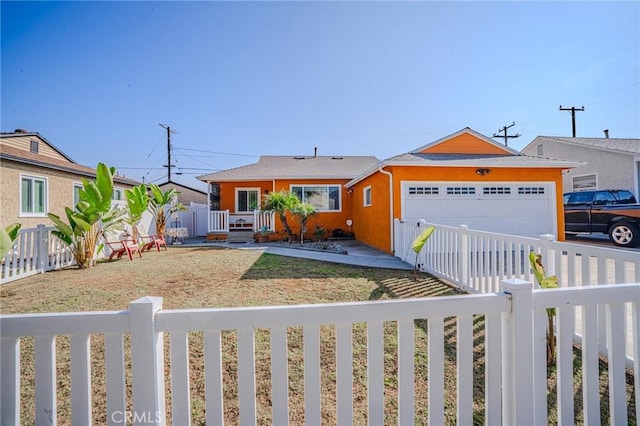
[73,183,83,206]
[112,187,123,201]
[408,186,439,195]
[20,175,47,215]
[363,186,372,207]
[236,188,259,212]
[572,174,597,191]
[447,186,476,195]
[291,185,341,211]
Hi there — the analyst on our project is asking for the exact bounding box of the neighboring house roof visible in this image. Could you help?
[158,180,207,195]
[0,131,76,163]
[0,142,139,186]
[523,136,640,156]
[198,155,380,182]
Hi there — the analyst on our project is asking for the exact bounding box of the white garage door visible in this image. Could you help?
[401,181,556,238]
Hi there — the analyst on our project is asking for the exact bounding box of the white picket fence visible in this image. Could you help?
[1,280,638,425]
[1,225,75,284]
[395,219,640,365]
[394,219,640,293]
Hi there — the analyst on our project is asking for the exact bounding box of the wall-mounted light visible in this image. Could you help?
[347,188,353,194]
[475,168,491,176]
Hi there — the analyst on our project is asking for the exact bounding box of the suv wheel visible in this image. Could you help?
[608,223,640,247]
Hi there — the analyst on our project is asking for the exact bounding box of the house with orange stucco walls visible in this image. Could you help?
[198,128,581,254]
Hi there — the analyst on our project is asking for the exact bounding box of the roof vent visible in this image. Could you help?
[14,128,28,133]
[331,157,344,160]
[293,156,306,160]
[603,129,609,139]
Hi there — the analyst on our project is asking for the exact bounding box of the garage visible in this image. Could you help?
[401,181,557,238]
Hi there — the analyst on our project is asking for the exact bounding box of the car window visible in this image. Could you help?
[567,192,592,205]
[594,192,615,205]
[614,191,637,204]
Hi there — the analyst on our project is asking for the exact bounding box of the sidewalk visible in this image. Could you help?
[177,238,413,270]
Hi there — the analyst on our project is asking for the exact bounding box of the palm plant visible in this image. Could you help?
[147,184,186,236]
[124,184,149,241]
[292,202,317,245]
[48,163,125,268]
[263,190,300,241]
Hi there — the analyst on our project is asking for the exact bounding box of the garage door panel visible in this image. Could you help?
[402,182,555,237]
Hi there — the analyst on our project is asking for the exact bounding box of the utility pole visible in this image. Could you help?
[159,123,176,182]
[492,122,521,147]
[559,105,584,137]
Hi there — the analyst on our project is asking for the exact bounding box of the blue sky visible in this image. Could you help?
[2,1,638,191]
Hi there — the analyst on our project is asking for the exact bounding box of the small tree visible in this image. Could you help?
[292,202,317,245]
[124,184,149,241]
[48,163,125,268]
[263,190,300,241]
[147,184,186,236]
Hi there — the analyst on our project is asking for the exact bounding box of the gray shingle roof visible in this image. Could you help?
[197,155,380,182]
[384,152,582,167]
[534,136,640,155]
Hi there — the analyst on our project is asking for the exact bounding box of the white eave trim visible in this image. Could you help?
[345,158,586,188]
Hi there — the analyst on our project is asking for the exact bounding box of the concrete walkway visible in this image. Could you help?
[176,238,413,270]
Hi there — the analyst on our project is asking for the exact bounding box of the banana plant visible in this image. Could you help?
[48,163,125,268]
[147,184,186,237]
[411,225,435,279]
[124,184,149,241]
[0,223,22,258]
[529,251,559,365]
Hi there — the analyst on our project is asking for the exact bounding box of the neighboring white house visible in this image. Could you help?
[522,135,640,198]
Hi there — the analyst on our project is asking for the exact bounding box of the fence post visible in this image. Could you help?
[501,278,534,425]
[36,224,47,272]
[459,225,469,291]
[538,234,556,278]
[129,296,166,425]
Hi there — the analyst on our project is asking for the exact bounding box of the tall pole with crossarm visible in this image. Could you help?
[159,123,176,182]
[559,106,584,137]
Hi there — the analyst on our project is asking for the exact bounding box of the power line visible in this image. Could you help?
[173,147,259,157]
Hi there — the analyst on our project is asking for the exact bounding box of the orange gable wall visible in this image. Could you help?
[421,133,511,155]
[354,166,566,254]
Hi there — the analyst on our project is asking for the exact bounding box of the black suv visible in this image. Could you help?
[564,189,640,247]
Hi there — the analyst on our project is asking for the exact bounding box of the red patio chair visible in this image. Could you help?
[140,235,168,252]
[104,239,142,261]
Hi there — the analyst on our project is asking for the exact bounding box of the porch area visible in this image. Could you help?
[207,210,275,234]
